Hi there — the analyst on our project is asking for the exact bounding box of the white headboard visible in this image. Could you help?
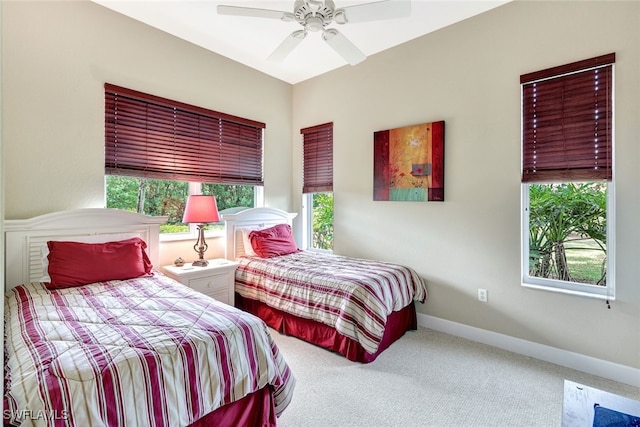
[4,208,167,291]
[222,207,297,260]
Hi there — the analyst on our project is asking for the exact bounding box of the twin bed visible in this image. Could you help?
[3,207,427,426]
[222,207,428,363]
[3,209,294,427]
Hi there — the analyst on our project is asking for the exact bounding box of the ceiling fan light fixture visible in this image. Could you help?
[305,16,325,32]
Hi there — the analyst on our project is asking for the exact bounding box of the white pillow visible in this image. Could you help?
[40,233,143,282]
[239,227,260,257]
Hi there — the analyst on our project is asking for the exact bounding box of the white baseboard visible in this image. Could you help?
[418,313,640,388]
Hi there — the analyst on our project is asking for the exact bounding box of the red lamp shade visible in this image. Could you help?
[182,195,220,224]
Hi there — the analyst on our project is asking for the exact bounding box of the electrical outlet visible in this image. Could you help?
[478,288,488,302]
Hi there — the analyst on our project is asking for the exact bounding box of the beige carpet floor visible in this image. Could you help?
[273,327,639,427]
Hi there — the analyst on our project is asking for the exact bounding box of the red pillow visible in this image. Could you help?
[248,224,299,258]
[46,237,153,289]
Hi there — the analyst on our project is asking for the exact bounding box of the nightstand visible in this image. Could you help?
[163,259,239,306]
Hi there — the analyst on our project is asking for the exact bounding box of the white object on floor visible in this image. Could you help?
[562,379,640,427]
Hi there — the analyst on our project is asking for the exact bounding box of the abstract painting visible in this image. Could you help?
[373,121,445,202]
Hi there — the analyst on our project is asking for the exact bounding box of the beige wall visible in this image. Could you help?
[2,0,293,265]
[2,0,639,371]
[292,1,640,369]
[1,0,294,263]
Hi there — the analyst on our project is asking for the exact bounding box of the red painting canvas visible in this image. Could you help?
[373,121,444,202]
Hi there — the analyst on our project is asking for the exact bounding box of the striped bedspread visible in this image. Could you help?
[4,274,295,427]
[235,251,428,354]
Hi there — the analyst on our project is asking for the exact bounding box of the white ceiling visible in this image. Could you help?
[93,0,510,84]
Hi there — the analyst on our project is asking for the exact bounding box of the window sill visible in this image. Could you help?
[522,282,614,301]
[160,230,225,243]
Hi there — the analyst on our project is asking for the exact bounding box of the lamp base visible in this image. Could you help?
[191,223,209,267]
[192,258,209,267]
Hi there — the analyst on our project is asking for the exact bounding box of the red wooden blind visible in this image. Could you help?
[105,84,265,185]
[521,53,614,183]
[301,122,333,193]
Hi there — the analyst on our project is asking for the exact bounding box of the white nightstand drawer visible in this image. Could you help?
[188,274,228,294]
[199,287,230,303]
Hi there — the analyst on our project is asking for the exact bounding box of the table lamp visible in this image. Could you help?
[182,195,220,267]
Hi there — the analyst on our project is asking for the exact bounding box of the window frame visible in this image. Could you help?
[521,182,615,299]
[301,192,314,252]
[520,54,615,300]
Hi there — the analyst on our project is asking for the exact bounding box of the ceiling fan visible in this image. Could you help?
[217,0,411,65]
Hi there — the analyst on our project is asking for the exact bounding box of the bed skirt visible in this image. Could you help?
[236,294,417,363]
[4,387,275,427]
[189,386,276,427]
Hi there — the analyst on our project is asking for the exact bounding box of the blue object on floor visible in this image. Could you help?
[593,404,640,427]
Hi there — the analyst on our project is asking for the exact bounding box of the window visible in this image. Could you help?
[105,178,258,234]
[301,122,333,251]
[520,54,615,300]
[104,84,264,236]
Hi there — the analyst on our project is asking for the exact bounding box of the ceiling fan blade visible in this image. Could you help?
[322,28,366,65]
[336,0,411,24]
[217,5,294,21]
[268,30,307,62]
